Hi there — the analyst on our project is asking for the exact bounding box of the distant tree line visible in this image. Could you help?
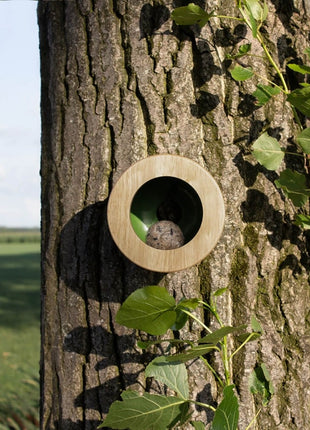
[0,228,40,243]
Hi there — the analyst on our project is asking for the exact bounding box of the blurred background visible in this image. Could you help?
[0,1,40,428]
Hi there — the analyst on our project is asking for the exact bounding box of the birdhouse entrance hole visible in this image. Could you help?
[130,176,203,247]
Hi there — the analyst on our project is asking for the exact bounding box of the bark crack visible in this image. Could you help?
[108,305,126,392]
[135,77,157,155]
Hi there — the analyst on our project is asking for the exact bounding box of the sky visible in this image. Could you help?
[0,1,40,228]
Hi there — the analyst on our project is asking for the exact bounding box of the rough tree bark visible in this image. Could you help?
[39,1,310,429]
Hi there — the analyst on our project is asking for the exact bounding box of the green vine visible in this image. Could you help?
[171,0,310,229]
[99,286,273,429]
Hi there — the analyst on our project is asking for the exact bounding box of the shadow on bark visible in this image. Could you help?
[53,420,101,430]
[139,3,170,38]
[241,189,310,270]
[58,201,164,427]
[59,200,164,302]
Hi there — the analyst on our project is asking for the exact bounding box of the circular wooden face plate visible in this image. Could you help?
[107,155,225,272]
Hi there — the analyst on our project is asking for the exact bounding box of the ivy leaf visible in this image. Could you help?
[253,84,281,106]
[252,132,284,170]
[287,86,310,117]
[171,4,214,28]
[145,356,189,400]
[249,364,274,405]
[287,63,310,75]
[295,214,310,230]
[296,127,310,153]
[199,325,247,344]
[116,286,176,335]
[275,169,310,207]
[211,385,239,430]
[191,421,205,430]
[230,65,254,81]
[99,391,188,429]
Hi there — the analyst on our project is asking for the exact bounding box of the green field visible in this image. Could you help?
[0,228,40,244]
[0,239,40,429]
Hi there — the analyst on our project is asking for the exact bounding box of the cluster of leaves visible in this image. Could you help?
[100,286,273,429]
[171,1,310,229]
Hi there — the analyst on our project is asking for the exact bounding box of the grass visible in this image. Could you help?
[0,241,40,429]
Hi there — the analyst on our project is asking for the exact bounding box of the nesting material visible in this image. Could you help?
[146,220,184,250]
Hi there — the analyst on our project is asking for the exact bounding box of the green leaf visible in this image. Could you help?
[237,317,262,343]
[249,364,274,405]
[305,47,310,60]
[199,325,247,344]
[138,338,186,350]
[170,308,189,331]
[287,86,310,117]
[191,421,205,430]
[252,132,284,170]
[116,286,176,335]
[177,298,200,310]
[253,84,281,106]
[238,43,252,56]
[99,391,188,429]
[213,287,228,297]
[171,298,200,331]
[296,127,310,153]
[275,169,310,207]
[244,0,267,21]
[145,356,189,400]
[211,385,239,430]
[166,344,218,363]
[227,44,251,60]
[240,0,258,37]
[295,213,310,229]
[251,316,263,333]
[230,65,254,81]
[171,4,213,28]
[237,332,261,343]
[287,63,310,75]
[240,0,268,37]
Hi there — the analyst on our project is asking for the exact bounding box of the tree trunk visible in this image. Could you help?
[38,1,310,429]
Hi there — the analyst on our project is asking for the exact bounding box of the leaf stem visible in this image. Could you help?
[229,333,256,361]
[255,31,304,132]
[285,151,304,157]
[245,408,262,430]
[256,32,288,93]
[200,355,225,388]
[190,400,216,412]
[182,309,212,333]
[251,71,285,93]
[215,15,244,21]
[221,336,231,385]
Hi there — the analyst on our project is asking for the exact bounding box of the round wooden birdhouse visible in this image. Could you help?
[107,154,225,272]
